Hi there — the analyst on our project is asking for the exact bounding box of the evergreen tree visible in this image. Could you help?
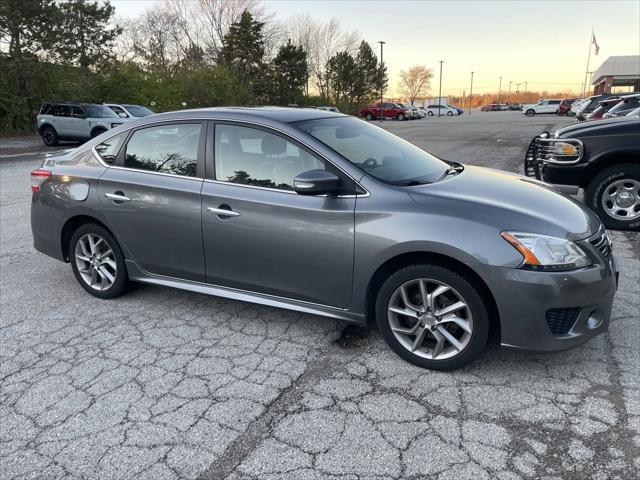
[353,41,379,105]
[272,39,308,105]
[326,51,356,108]
[56,0,121,70]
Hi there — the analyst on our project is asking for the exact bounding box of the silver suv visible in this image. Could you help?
[37,102,127,146]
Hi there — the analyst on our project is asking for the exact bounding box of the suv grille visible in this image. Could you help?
[590,232,612,258]
[546,308,580,335]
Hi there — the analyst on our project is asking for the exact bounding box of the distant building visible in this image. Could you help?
[591,55,640,94]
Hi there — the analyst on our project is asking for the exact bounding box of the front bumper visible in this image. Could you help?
[524,135,586,192]
[477,232,618,352]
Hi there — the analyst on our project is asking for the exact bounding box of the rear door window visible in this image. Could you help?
[123,123,202,177]
[52,105,71,117]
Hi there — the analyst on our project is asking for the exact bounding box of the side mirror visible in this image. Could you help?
[294,169,340,196]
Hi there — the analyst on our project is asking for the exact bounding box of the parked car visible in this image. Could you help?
[424,104,459,116]
[397,103,418,119]
[625,106,640,117]
[522,99,562,117]
[481,104,503,111]
[37,102,127,146]
[31,107,617,370]
[317,106,341,113]
[105,103,155,119]
[524,116,640,230]
[575,94,620,121]
[359,102,411,121]
[558,98,580,116]
[508,103,523,111]
[448,104,464,114]
[602,94,640,118]
[586,97,624,121]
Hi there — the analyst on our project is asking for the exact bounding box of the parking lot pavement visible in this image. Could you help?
[1,114,639,480]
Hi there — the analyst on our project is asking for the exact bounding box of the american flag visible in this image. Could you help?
[592,32,600,55]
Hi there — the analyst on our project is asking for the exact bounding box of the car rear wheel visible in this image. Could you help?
[90,127,107,138]
[70,223,129,299]
[447,111,453,116]
[427,111,434,116]
[375,264,489,370]
[366,113,373,121]
[41,126,59,146]
[585,164,640,231]
[525,109,535,117]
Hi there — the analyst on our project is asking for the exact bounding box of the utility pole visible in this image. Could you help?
[523,81,528,103]
[508,81,512,104]
[378,41,385,122]
[498,76,502,104]
[469,71,474,114]
[438,60,444,117]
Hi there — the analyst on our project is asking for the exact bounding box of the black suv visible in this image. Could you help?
[525,116,640,230]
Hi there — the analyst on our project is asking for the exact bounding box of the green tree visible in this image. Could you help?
[326,51,356,109]
[219,9,266,99]
[56,0,121,70]
[353,41,379,105]
[272,39,308,105]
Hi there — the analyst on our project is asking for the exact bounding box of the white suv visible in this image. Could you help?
[105,103,155,119]
[522,99,562,117]
[37,102,127,146]
[424,104,459,116]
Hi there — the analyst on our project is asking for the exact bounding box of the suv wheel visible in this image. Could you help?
[397,113,405,121]
[525,109,535,117]
[375,264,489,370]
[91,127,107,139]
[41,126,59,146]
[366,113,373,121]
[585,164,640,231]
[447,111,453,116]
[427,111,434,116]
[70,223,129,299]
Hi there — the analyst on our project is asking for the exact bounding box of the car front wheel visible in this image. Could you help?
[375,264,489,370]
[366,113,373,121]
[397,113,405,121]
[427,111,434,116]
[447,111,453,116]
[70,223,129,298]
[525,109,535,117]
[585,164,640,231]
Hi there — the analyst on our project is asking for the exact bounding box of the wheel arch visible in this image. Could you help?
[38,123,56,134]
[364,251,501,345]
[90,125,108,138]
[581,151,640,188]
[60,215,112,262]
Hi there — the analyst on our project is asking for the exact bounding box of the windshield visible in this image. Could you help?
[124,105,154,117]
[295,117,449,184]
[85,105,118,118]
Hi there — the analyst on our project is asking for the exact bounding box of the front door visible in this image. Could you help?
[201,122,356,308]
[97,122,206,281]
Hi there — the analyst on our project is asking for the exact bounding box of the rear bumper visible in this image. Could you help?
[477,252,617,352]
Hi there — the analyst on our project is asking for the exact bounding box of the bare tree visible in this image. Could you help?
[287,14,359,97]
[399,65,433,105]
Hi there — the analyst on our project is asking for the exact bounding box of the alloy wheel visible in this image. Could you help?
[387,278,473,360]
[74,233,117,291]
[601,178,640,221]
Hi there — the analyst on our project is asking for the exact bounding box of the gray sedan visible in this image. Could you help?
[30,107,618,370]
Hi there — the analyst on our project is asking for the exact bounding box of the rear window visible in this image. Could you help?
[84,105,118,118]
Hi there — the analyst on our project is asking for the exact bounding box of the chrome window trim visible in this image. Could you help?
[91,116,370,196]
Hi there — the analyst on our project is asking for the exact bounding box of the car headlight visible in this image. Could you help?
[501,232,592,271]
[549,141,579,156]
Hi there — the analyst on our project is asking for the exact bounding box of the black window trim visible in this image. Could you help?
[205,120,367,197]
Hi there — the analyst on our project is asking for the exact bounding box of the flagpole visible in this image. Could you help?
[582,28,593,96]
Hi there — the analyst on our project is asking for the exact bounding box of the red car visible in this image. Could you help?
[586,97,623,121]
[359,102,410,121]
[557,98,579,116]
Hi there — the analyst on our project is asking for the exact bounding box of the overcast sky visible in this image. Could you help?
[111,0,640,95]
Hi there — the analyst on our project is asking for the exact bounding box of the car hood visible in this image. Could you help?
[555,116,639,138]
[408,165,601,240]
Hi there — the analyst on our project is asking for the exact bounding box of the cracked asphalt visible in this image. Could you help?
[1,112,639,479]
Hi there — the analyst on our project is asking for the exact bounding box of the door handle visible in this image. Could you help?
[207,206,240,218]
[105,192,131,202]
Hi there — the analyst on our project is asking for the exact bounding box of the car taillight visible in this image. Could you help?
[31,169,51,192]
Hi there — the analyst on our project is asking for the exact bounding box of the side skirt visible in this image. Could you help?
[125,260,366,325]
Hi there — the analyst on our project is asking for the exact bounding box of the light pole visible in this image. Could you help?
[497,76,502,104]
[378,41,385,122]
[469,71,474,114]
[523,81,528,103]
[438,60,443,117]
[508,81,512,104]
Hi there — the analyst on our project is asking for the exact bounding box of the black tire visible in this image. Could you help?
[41,125,59,146]
[427,111,434,116]
[375,264,489,370]
[525,109,535,117]
[90,127,107,139]
[447,111,453,116]
[397,113,405,121]
[366,113,373,121]
[585,164,640,231]
[69,223,129,299]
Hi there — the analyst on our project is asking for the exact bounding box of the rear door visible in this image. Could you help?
[69,107,88,137]
[97,121,206,281]
[201,122,357,308]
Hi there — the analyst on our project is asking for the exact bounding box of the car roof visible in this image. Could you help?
[139,106,344,124]
[42,101,108,107]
